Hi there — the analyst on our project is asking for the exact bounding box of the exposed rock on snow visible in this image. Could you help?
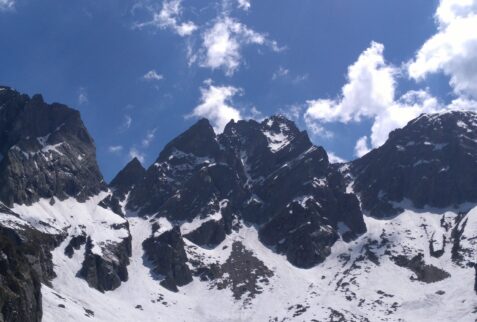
[142,227,193,292]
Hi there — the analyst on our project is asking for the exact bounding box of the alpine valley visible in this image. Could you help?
[1,85,477,322]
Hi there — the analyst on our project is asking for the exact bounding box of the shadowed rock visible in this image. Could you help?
[352,111,477,217]
[142,227,193,292]
[0,87,106,206]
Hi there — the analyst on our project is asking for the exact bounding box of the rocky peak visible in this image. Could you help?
[259,115,306,153]
[157,118,220,162]
[110,157,146,201]
[0,87,105,206]
[352,110,477,217]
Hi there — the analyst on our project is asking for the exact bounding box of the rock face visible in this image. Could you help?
[351,111,477,217]
[0,86,106,206]
[0,224,63,322]
[0,232,42,322]
[183,219,227,248]
[124,115,366,271]
[142,227,193,292]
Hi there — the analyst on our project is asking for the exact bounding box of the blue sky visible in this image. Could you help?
[1,0,477,180]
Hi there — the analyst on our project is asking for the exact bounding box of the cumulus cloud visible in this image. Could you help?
[198,17,279,75]
[305,42,396,124]
[189,81,242,133]
[0,0,14,11]
[108,145,124,153]
[136,0,197,37]
[305,42,441,151]
[129,147,145,163]
[408,0,477,98]
[143,70,164,81]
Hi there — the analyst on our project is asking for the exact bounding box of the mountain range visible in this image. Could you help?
[0,86,476,321]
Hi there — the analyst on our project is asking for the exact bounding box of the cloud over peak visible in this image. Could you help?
[305,42,396,124]
[305,42,441,154]
[189,81,242,133]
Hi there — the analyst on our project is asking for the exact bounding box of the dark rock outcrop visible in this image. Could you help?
[0,86,106,207]
[0,223,64,322]
[392,253,450,283]
[259,202,339,268]
[183,219,227,248]
[78,235,132,293]
[64,234,87,258]
[352,111,477,217]
[142,227,193,292]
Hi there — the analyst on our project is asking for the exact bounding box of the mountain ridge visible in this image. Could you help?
[1,87,477,321]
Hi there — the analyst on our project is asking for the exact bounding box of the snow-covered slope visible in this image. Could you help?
[40,204,477,322]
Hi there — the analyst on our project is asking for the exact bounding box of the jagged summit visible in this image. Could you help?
[121,113,365,273]
[352,110,477,217]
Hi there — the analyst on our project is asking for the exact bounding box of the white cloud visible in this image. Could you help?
[237,0,251,11]
[143,70,164,81]
[189,81,242,133]
[198,17,279,75]
[77,87,88,105]
[0,0,14,11]
[328,152,346,164]
[305,42,396,124]
[142,128,157,148]
[305,42,441,150]
[108,145,124,153]
[136,0,197,37]
[354,136,370,158]
[129,147,145,163]
[408,0,477,98]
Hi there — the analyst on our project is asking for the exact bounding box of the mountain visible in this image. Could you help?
[351,111,477,217]
[0,87,132,320]
[1,87,477,321]
[126,116,365,276]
